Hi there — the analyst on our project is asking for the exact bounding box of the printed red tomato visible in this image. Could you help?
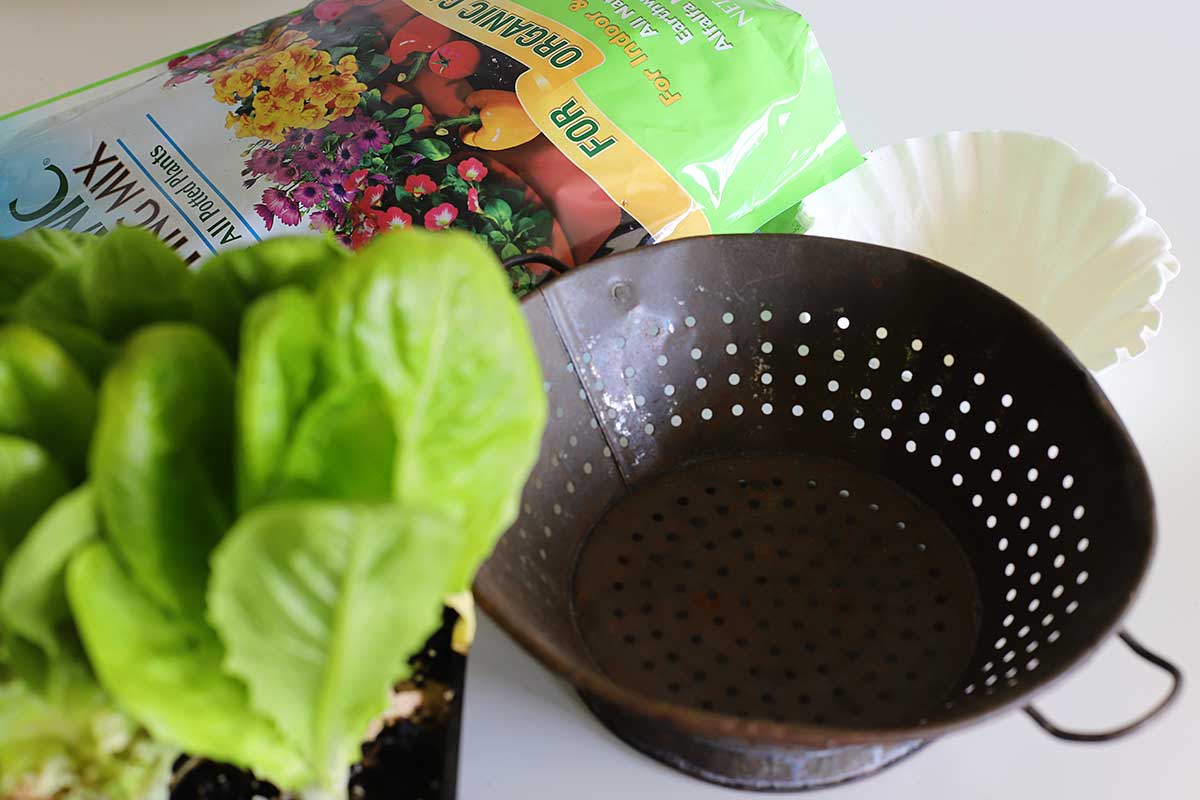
[428,41,481,79]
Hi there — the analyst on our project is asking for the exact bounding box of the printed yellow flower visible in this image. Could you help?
[336,54,358,75]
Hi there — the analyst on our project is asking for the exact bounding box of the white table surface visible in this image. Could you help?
[4,2,1198,798]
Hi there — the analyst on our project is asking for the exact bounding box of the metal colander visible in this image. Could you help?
[475,235,1181,791]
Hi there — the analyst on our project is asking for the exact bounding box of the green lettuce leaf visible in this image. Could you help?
[208,501,458,792]
[0,487,97,671]
[191,236,346,355]
[318,230,546,587]
[91,324,234,616]
[271,381,396,505]
[0,229,94,323]
[78,227,192,342]
[66,542,308,790]
[0,325,96,480]
[0,435,69,567]
[234,288,322,511]
[16,266,117,381]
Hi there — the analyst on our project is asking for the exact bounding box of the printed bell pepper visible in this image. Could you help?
[497,138,623,264]
[387,17,453,67]
[439,90,539,151]
[411,69,472,118]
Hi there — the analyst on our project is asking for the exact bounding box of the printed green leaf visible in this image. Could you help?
[402,113,425,134]
[0,435,69,567]
[409,139,452,162]
[318,230,546,587]
[208,501,457,791]
[235,289,323,511]
[91,324,234,616]
[0,324,96,480]
[78,226,192,341]
[385,108,411,121]
[191,235,346,354]
[67,542,309,788]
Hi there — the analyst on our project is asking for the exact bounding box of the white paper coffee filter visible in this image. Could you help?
[799,131,1180,372]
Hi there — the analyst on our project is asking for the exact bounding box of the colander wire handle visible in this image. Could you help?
[1023,631,1183,743]
[502,253,570,278]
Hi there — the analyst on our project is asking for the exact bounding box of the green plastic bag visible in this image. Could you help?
[0,0,860,293]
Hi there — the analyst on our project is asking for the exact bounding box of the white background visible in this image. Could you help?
[3,1,1197,798]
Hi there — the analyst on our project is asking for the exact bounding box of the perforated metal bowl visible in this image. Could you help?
[475,235,1181,791]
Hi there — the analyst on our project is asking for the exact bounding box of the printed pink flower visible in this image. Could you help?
[262,188,302,227]
[181,53,218,70]
[247,148,283,175]
[216,47,239,59]
[293,182,325,208]
[310,209,339,231]
[344,168,370,192]
[376,207,412,230]
[313,0,352,21]
[424,202,458,230]
[457,157,488,183]
[405,174,436,197]
[164,72,199,88]
[254,203,275,231]
[167,55,188,69]
[466,187,481,213]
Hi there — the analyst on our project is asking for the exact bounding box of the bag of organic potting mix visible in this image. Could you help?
[0,0,860,293]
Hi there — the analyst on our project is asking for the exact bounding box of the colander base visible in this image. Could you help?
[572,454,983,730]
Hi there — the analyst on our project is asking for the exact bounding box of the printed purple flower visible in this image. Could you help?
[262,188,302,227]
[328,113,366,136]
[369,173,393,186]
[298,129,325,149]
[326,199,348,223]
[354,120,389,152]
[293,182,325,208]
[285,128,308,146]
[254,203,275,232]
[273,163,300,184]
[327,181,354,205]
[296,148,326,172]
[247,148,283,176]
[310,209,339,231]
[315,163,346,187]
[334,140,363,168]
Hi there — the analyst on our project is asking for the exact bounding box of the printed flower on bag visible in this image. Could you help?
[212,40,366,142]
[405,174,436,197]
[376,207,413,229]
[184,1,558,270]
[424,202,458,230]
[457,157,487,183]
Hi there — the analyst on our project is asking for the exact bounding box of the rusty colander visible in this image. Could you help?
[475,235,1181,791]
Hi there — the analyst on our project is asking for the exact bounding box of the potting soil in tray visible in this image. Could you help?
[170,608,465,800]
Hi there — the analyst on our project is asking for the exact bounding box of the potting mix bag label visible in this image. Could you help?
[0,0,860,293]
